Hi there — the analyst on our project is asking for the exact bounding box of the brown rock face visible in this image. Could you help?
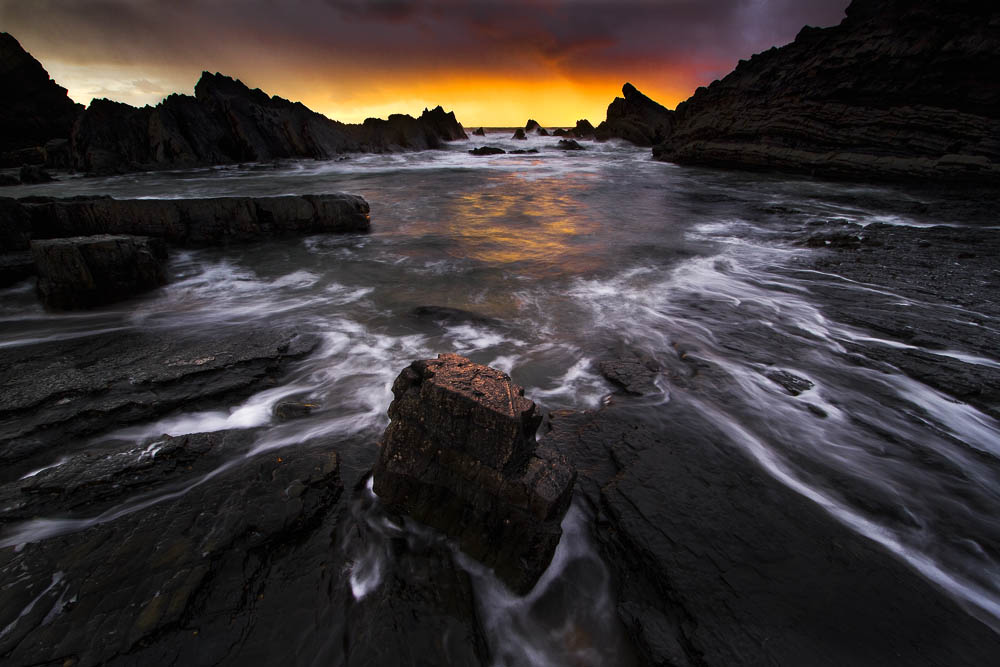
[653,0,1000,182]
[373,354,576,595]
[31,234,168,309]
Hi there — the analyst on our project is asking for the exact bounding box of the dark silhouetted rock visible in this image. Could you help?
[573,119,596,138]
[0,193,370,251]
[31,235,168,310]
[509,149,539,154]
[511,128,527,140]
[595,83,673,146]
[468,146,506,156]
[0,33,83,167]
[373,354,576,594]
[552,128,569,136]
[0,173,18,187]
[525,119,549,136]
[653,0,1000,183]
[70,72,467,174]
[17,164,52,184]
[556,139,585,151]
[472,127,486,136]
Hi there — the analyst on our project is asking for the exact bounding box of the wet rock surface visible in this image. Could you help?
[0,429,345,667]
[0,328,318,477]
[653,0,1000,183]
[373,354,576,594]
[547,401,1000,667]
[0,193,371,251]
[800,220,1000,419]
[31,234,168,310]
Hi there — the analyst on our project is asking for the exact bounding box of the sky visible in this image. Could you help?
[1,0,848,126]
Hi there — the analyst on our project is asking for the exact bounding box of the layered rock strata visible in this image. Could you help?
[653,0,1000,182]
[0,193,370,252]
[372,353,576,594]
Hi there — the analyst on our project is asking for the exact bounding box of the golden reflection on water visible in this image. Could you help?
[439,173,601,270]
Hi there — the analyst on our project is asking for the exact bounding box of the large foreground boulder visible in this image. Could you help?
[373,354,576,594]
[31,234,167,309]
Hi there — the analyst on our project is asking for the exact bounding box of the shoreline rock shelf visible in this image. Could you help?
[372,353,576,595]
[1,193,371,252]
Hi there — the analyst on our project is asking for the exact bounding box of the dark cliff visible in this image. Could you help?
[652,0,1000,182]
[0,33,84,167]
[72,72,468,174]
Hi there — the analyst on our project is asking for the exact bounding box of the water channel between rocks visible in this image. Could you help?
[2,133,999,664]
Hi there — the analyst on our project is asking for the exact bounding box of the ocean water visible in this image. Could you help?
[2,132,998,662]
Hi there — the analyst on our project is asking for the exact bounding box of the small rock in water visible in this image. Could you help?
[273,401,319,421]
[472,127,486,136]
[31,234,167,310]
[509,148,539,154]
[599,352,662,396]
[373,353,576,595]
[468,146,506,156]
[557,139,585,150]
[18,164,53,184]
[765,369,814,396]
[511,128,527,140]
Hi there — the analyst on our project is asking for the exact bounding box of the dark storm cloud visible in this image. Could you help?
[2,0,848,76]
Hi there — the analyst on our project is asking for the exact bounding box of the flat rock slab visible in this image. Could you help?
[373,353,576,594]
[547,404,1000,666]
[0,328,317,477]
[31,234,167,309]
[0,193,371,251]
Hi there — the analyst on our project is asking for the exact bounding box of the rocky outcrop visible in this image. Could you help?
[372,354,576,594]
[472,127,486,136]
[653,0,1000,182]
[0,33,83,167]
[524,119,549,136]
[511,128,527,140]
[31,234,168,310]
[595,83,673,146]
[0,193,370,252]
[70,71,466,174]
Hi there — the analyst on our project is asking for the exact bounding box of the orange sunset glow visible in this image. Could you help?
[1,0,847,126]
